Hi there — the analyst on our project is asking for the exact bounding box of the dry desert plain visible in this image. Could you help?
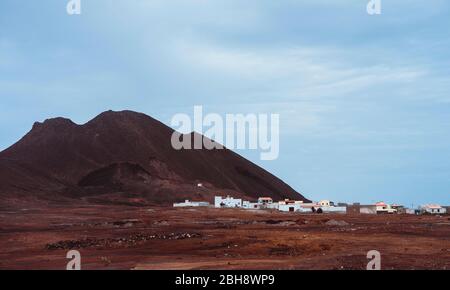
[0,202,449,270]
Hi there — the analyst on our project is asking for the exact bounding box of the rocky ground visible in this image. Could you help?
[0,203,449,270]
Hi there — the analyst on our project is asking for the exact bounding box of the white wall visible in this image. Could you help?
[320,206,346,213]
[243,201,260,209]
[266,203,279,210]
[215,196,242,208]
[360,206,377,214]
[423,207,446,214]
[174,200,210,207]
[279,203,302,212]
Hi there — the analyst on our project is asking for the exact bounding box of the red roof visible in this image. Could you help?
[423,204,442,209]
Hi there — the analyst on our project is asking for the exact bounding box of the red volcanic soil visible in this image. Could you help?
[3,111,446,270]
[0,204,449,270]
[0,110,307,204]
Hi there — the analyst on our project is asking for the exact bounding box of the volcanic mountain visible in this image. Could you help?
[0,110,308,205]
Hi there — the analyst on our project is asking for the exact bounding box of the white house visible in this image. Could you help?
[375,202,397,214]
[243,197,279,210]
[173,200,210,208]
[420,204,447,215]
[215,196,242,208]
[278,200,308,212]
[259,197,279,209]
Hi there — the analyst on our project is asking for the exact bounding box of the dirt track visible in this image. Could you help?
[0,204,449,270]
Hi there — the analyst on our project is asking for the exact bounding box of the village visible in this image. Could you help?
[174,195,449,216]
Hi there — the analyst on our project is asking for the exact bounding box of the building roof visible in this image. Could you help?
[422,204,442,209]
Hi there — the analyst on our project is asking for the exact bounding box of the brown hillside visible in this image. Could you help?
[0,110,308,205]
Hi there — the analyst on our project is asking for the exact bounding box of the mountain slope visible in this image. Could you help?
[0,110,308,204]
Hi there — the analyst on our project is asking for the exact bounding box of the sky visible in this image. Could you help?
[1,0,449,205]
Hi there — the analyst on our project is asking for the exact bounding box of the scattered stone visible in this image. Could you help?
[325,219,349,227]
[52,219,144,229]
[45,232,201,250]
[265,219,283,224]
[112,219,141,227]
[264,220,296,226]
[153,220,170,226]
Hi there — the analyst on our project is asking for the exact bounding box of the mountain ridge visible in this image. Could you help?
[0,110,309,205]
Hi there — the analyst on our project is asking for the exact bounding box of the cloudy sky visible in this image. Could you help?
[1,0,449,205]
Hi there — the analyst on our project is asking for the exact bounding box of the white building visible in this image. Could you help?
[278,200,309,212]
[259,197,279,209]
[420,204,447,215]
[173,200,210,208]
[242,197,279,210]
[215,196,242,208]
[375,202,397,214]
[315,200,346,213]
